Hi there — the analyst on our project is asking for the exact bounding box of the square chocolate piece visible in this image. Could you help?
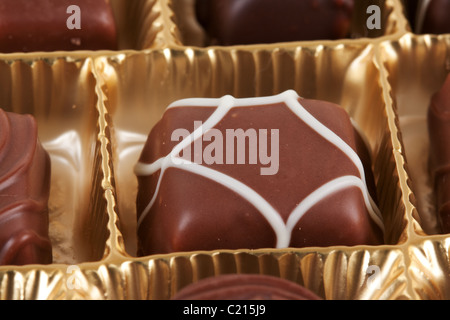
[135,91,384,256]
[0,0,117,53]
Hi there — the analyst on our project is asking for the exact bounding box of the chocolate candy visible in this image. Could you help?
[413,0,450,34]
[0,109,52,265]
[172,274,322,300]
[135,90,384,256]
[0,0,117,53]
[428,73,450,233]
[195,0,354,45]
[403,0,420,29]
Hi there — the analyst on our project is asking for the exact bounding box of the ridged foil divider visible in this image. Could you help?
[378,32,450,299]
[0,54,113,300]
[91,30,413,299]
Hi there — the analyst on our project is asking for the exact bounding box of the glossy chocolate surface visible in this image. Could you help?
[135,91,384,256]
[413,0,450,34]
[428,74,450,233]
[195,0,354,45]
[0,0,117,53]
[172,274,322,300]
[0,109,52,265]
[403,0,420,29]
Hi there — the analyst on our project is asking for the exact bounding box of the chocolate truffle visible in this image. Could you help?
[428,73,450,233]
[0,0,117,53]
[414,0,450,34]
[135,90,384,256]
[0,109,52,265]
[195,0,354,45]
[172,274,322,300]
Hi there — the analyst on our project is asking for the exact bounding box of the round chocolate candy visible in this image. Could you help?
[172,274,322,300]
[414,0,450,34]
[195,0,354,45]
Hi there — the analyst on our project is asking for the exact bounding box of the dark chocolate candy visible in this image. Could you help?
[195,0,354,45]
[428,73,450,233]
[0,0,117,53]
[172,274,322,300]
[135,90,384,256]
[0,109,52,265]
[402,0,420,30]
[414,0,450,34]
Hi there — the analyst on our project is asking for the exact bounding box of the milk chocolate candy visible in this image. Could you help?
[0,109,52,265]
[428,74,450,233]
[195,0,354,45]
[414,0,450,34]
[172,274,322,300]
[135,90,384,256]
[0,0,117,53]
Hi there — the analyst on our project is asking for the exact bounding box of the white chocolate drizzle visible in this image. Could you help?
[134,90,384,248]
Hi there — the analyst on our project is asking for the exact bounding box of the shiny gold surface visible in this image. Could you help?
[381,33,450,299]
[0,0,448,300]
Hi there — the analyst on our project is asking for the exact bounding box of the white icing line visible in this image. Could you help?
[135,90,385,247]
[283,92,384,230]
[171,95,236,157]
[286,176,378,239]
[134,158,165,177]
[167,159,289,248]
[136,94,237,228]
[167,91,296,109]
[136,157,169,228]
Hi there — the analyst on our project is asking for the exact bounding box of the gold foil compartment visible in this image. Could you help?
[381,34,450,236]
[0,267,67,300]
[99,44,405,255]
[0,57,110,266]
[380,34,450,299]
[95,36,412,299]
[111,0,180,50]
[408,237,450,300]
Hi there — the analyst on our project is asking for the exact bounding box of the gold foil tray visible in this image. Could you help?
[381,33,450,299]
[0,0,447,300]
